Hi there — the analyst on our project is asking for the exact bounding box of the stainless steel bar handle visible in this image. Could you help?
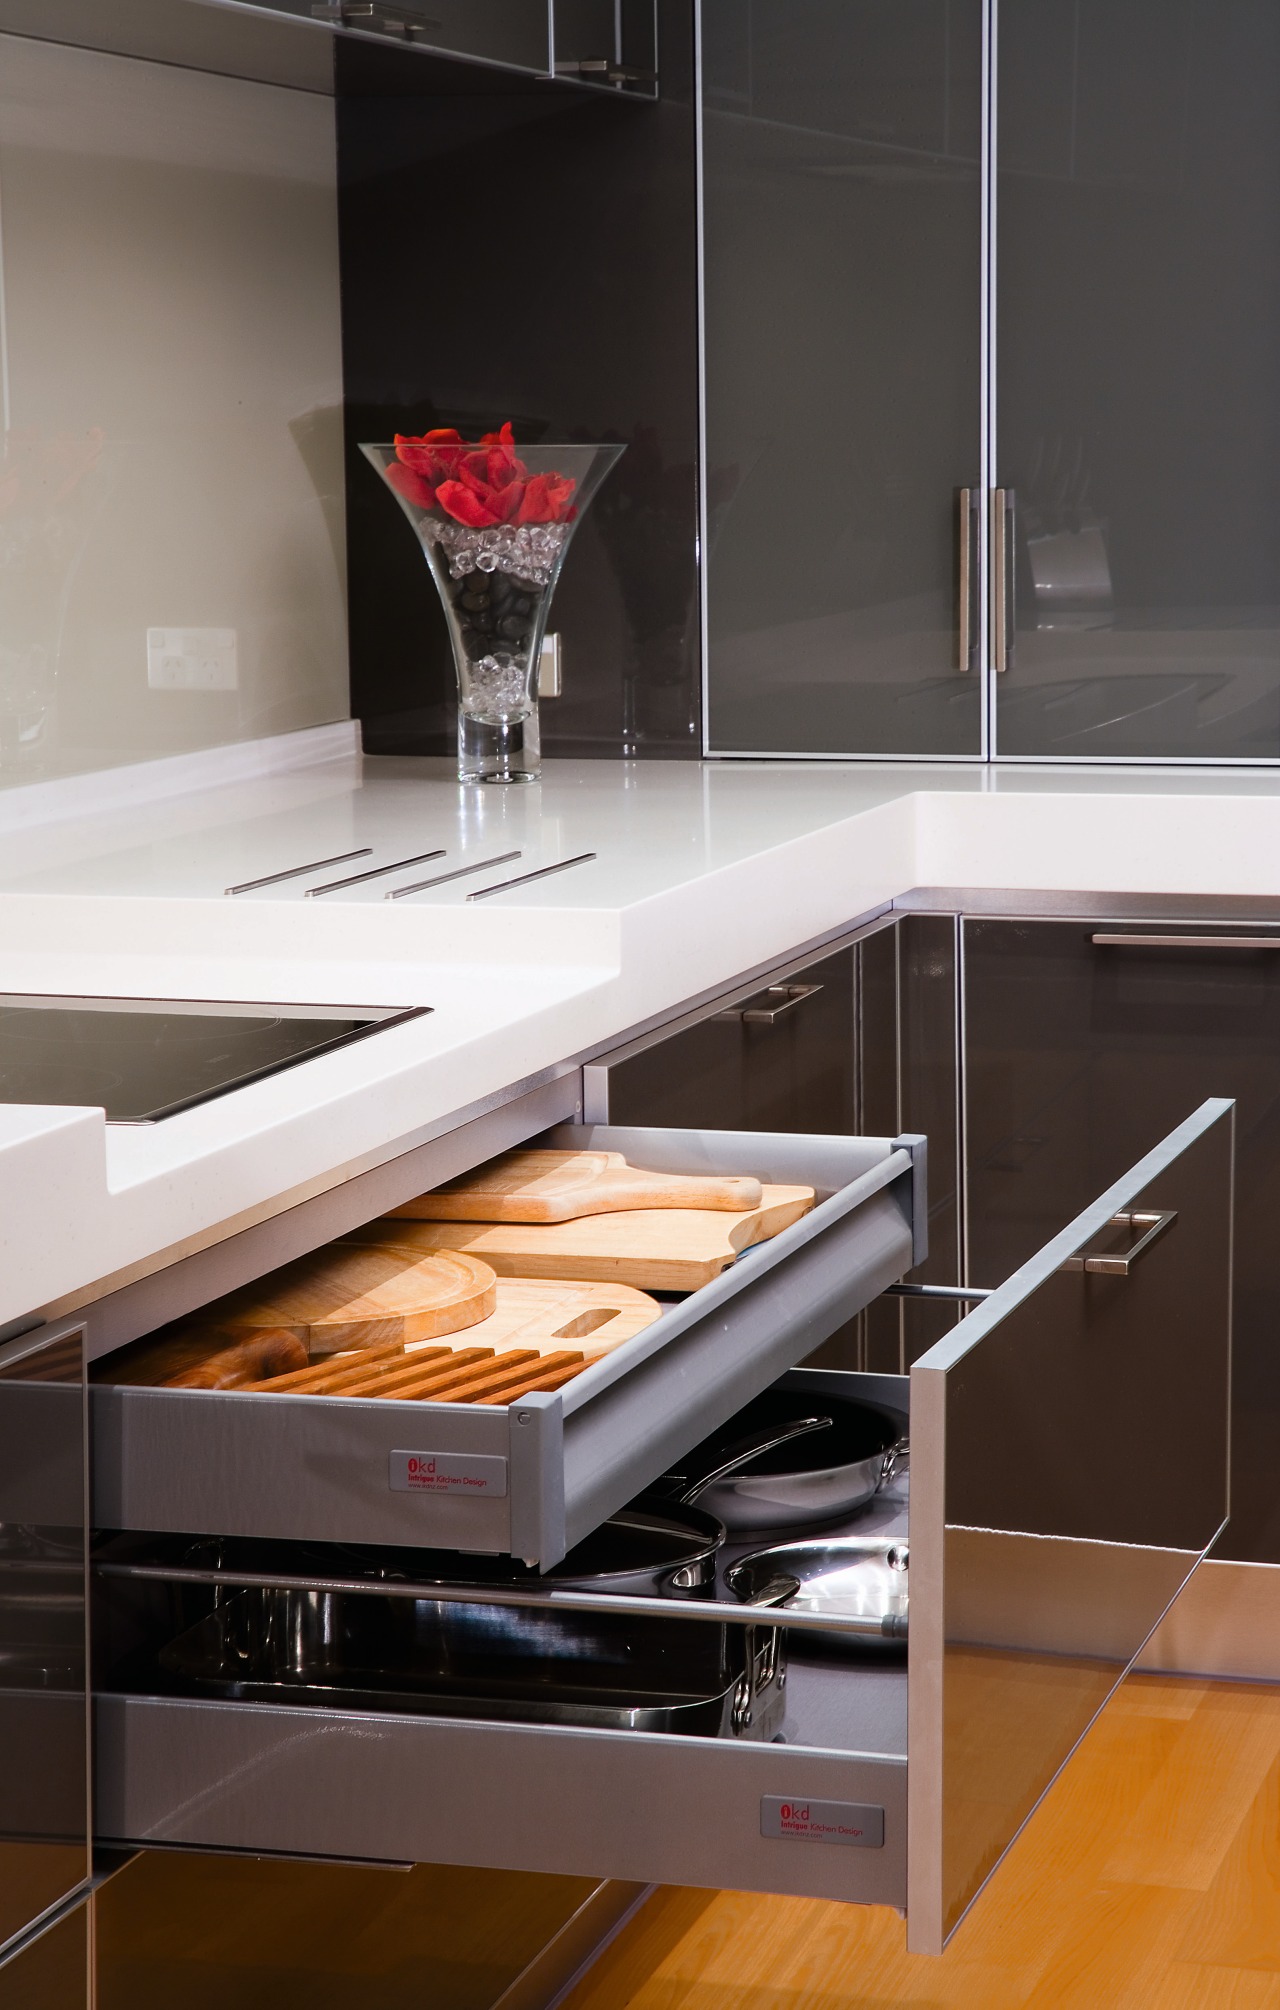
[957,487,975,672]
[1093,934,1280,951]
[991,487,1015,672]
[1060,1208,1177,1277]
[716,983,824,1026]
[884,1282,993,1302]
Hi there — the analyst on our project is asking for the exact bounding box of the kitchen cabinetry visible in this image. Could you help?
[701,1,1280,763]
[589,915,962,1374]
[586,941,858,1135]
[0,1322,89,1968]
[73,1041,1230,1956]
[0,1897,89,2009]
[189,0,657,90]
[996,0,1280,759]
[964,913,1280,1566]
[700,0,984,758]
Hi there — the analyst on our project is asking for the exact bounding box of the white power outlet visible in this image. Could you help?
[147,627,238,691]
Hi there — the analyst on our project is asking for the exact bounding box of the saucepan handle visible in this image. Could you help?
[678,1416,834,1505]
[879,1438,910,1490]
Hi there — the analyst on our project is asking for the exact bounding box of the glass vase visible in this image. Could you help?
[362,436,623,783]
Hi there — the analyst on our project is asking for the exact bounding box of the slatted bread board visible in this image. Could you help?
[96,1276,660,1397]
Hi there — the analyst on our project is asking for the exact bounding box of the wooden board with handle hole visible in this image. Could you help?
[353,1188,815,1292]
[200,1241,498,1353]
[101,1277,657,1396]
[240,1280,658,1394]
[393,1148,764,1225]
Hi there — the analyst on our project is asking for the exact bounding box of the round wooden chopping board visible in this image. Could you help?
[209,1240,498,1351]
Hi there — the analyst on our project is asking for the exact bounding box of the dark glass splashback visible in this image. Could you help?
[702,0,983,757]
[337,15,701,761]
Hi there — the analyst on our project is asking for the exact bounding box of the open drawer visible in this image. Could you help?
[91,1126,924,1569]
[94,1100,1232,1954]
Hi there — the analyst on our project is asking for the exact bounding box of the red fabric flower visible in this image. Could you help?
[515,471,577,524]
[394,428,464,484]
[391,423,576,527]
[385,461,435,509]
[434,478,500,527]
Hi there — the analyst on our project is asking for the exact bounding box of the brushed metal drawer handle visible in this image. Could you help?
[718,983,824,1027]
[1092,934,1280,951]
[1060,1208,1177,1277]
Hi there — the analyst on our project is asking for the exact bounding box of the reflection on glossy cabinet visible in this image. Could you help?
[997,1,1280,759]
[964,916,1280,1565]
[0,1898,88,2010]
[591,944,857,1135]
[701,0,984,757]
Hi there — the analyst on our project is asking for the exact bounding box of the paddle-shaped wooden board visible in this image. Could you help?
[392,1148,764,1224]
[206,1240,498,1351]
[356,1187,815,1291]
[407,1276,661,1358]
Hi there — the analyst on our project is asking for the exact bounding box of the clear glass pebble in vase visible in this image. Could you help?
[363,429,623,783]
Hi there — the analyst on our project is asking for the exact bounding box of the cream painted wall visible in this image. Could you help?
[0,32,348,785]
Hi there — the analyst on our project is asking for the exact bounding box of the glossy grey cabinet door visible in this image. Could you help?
[996,1,1280,758]
[701,1,983,756]
[0,1327,88,1960]
[588,945,856,1134]
[908,1099,1232,1951]
[0,1897,88,2009]
[965,917,1280,1565]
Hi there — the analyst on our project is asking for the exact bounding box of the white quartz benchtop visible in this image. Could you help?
[2,744,1280,1327]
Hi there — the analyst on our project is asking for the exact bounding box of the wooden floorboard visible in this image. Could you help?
[562,1676,1280,2010]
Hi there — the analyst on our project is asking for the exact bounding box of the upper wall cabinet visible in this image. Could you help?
[702,0,1280,764]
[996,0,1280,760]
[702,2,984,758]
[179,0,657,93]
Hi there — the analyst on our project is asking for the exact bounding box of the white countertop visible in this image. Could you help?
[4,738,1280,1328]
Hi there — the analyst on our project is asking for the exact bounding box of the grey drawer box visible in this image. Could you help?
[94,1692,908,1907]
[92,1127,923,1568]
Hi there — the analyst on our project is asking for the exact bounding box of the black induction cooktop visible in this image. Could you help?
[0,997,428,1124]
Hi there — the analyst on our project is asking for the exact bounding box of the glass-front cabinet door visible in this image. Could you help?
[994,0,1280,759]
[701,1,1280,764]
[701,1,984,758]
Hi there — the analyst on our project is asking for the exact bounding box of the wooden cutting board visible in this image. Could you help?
[355,1187,815,1292]
[394,1149,764,1225]
[206,1241,498,1351]
[405,1276,661,1359]
[93,1323,310,1390]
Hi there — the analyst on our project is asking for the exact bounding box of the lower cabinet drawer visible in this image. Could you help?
[94,1696,909,1907]
[91,1126,922,1568]
[90,1099,1234,1957]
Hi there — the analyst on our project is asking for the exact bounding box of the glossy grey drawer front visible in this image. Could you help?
[95,1693,907,1907]
[92,1128,922,1567]
[0,1324,90,1962]
[907,1097,1234,1955]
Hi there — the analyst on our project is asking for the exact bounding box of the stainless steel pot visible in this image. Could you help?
[328,1502,727,1601]
[658,1390,909,1533]
[156,1563,785,1740]
[725,1536,909,1655]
